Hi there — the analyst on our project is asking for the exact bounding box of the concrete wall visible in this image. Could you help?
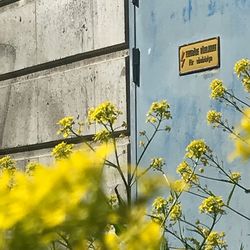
[0,0,126,74]
[0,50,128,149]
[0,0,129,180]
[134,0,250,248]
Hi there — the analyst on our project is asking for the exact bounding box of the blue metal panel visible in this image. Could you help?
[132,0,250,247]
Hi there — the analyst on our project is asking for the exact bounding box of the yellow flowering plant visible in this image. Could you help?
[1,58,250,249]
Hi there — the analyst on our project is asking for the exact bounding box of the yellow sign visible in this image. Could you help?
[179,37,220,75]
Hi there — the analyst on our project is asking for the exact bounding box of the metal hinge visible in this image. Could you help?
[132,48,140,87]
[132,0,139,8]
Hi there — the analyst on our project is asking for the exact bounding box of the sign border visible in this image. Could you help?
[179,36,220,76]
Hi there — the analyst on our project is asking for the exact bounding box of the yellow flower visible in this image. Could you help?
[234,58,250,78]
[146,100,172,122]
[93,129,111,143]
[88,101,122,125]
[170,179,190,192]
[123,218,161,250]
[57,116,74,138]
[230,108,250,160]
[242,77,250,93]
[52,142,74,160]
[176,161,198,183]
[150,157,165,171]
[105,232,120,250]
[0,156,16,173]
[152,196,167,213]
[25,162,43,174]
[199,196,225,215]
[234,59,250,93]
[230,172,241,183]
[169,203,182,222]
[207,110,222,127]
[185,139,209,159]
[204,231,227,250]
[210,79,226,99]
[146,116,157,123]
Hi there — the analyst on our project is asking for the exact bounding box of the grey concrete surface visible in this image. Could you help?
[7,138,129,197]
[0,0,126,75]
[0,50,128,149]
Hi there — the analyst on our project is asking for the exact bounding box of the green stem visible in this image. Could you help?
[165,228,194,250]
[198,215,217,250]
[226,91,250,108]
[222,96,245,114]
[206,154,250,193]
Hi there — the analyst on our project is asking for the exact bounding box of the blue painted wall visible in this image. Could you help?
[132,0,250,248]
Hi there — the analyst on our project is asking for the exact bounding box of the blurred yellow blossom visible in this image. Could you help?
[0,146,113,249]
[230,108,250,160]
[25,162,43,175]
[170,179,190,193]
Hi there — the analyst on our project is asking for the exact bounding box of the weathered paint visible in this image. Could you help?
[133,0,250,247]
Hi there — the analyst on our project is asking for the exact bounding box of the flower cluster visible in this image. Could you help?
[207,110,222,127]
[146,100,171,123]
[199,196,225,215]
[242,76,250,93]
[52,142,74,160]
[234,59,250,78]
[150,157,165,172]
[0,156,16,173]
[94,129,111,143]
[230,172,241,183]
[210,79,226,99]
[185,139,209,159]
[152,195,177,224]
[57,116,74,138]
[204,231,227,250]
[230,108,250,160]
[176,161,198,183]
[88,101,122,126]
[170,179,190,193]
[152,196,168,214]
[25,162,42,174]
[234,59,250,93]
[169,203,182,222]
[108,195,119,209]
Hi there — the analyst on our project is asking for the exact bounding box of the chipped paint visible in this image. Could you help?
[183,0,192,22]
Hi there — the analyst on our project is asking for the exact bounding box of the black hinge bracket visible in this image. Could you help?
[132,0,139,8]
[132,48,140,87]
